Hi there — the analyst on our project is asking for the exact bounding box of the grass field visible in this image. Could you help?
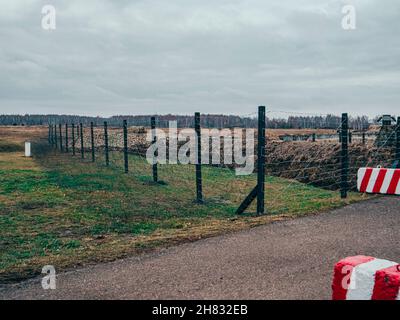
[0,127,368,283]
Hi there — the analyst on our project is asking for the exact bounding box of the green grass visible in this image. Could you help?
[0,145,368,283]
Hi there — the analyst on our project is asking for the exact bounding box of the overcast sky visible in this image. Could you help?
[0,0,399,117]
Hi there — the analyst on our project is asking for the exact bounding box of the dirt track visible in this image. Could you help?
[1,196,399,300]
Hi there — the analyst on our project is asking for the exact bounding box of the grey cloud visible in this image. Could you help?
[0,0,399,117]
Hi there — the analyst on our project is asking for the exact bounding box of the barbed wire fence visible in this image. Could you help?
[47,107,400,215]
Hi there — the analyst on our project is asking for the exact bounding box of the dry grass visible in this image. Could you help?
[0,126,47,144]
[265,128,337,141]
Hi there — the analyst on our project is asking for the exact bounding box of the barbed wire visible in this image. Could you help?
[276,117,348,194]
[50,112,398,210]
[267,109,335,117]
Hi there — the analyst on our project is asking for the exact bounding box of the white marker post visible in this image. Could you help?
[25,141,31,157]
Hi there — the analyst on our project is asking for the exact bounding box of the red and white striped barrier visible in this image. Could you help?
[357,167,400,195]
[332,256,400,300]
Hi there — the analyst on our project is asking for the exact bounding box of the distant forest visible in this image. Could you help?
[0,114,371,130]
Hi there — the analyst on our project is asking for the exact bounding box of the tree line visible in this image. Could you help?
[0,114,372,130]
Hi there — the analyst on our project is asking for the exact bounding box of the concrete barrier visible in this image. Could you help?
[357,167,400,195]
[332,255,400,300]
[25,141,31,157]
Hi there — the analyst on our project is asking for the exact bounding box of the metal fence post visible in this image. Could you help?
[104,121,109,166]
[53,124,56,146]
[341,113,349,199]
[257,106,266,215]
[151,116,158,182]
[348,131,352,144]
[235,106,266,215]
[52,124,55,145]
[48,125,51,144]
[312,133,316,142]
[50,125,53,145]
[80,123,84,159]
[123,120,128,173]
[50,124,52,145]
[362,132,366,145]
[65,124,69,153]
[59,124,63,152]
[72,124,76,156]
[194,112,203,203]
[54,124,58,149]
[90,122,95,162]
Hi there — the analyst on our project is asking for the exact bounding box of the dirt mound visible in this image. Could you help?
[266,141,395,190]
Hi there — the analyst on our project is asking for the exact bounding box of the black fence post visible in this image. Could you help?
[54,124,58,149]
[396,117,400,168]
[362,132,366,145]
[80,123,84,159]
[59,124,63,152]
[52,124,55,146]
[257,106,266,215]
[54,125,56,145]
[348,131,352,144]
[48,125,51,144]
[341,113,349,199]
[151,117,158,182]
[235,106,266,215]
[53,124,56,146]
[236,186,258,215]
[65,124,69,153]
[312,133,316,142]
[52,125,54,145]
[49,124,54,146]
[72,124,76,156]
[104,121,109,167]
[194,112,203,203]
[123,120,129,173]
[90,122,95,162]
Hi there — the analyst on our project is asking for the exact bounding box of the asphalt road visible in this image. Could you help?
[1,196,399,300]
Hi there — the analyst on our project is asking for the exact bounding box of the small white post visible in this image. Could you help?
[25,141,31,157]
